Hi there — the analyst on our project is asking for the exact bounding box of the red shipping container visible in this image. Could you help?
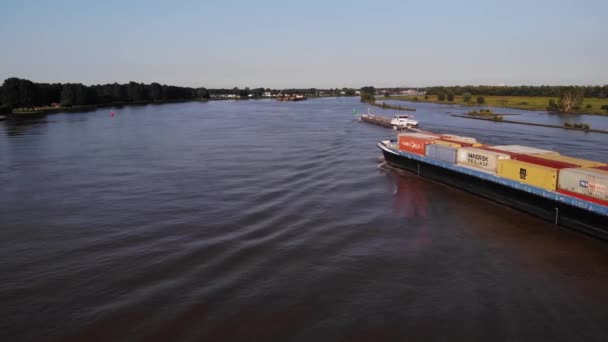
[594,165,608,172]
[398,135,434,155]
[557,189,608,207]
[511,154,578,169]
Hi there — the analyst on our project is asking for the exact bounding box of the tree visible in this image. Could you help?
[437,93,446,101]
[462,92,472,103]
[197,87,210,99]
[1,78,21,109]
[447,92,454,101]
[556,86,584,113]
[360,86,376,103]
[149,82,162,101]
[547,99,558,111]
[18,79,37,109]
[476,96,485,105]
[60,84,75,107]
[601,104,608,113]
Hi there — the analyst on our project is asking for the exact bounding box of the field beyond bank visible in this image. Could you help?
[388,95,608,115]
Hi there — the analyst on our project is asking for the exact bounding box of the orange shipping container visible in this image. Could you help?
[398,135,435,155]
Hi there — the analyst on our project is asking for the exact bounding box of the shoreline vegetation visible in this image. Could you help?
[370,101,416,112]
[388,94,608,116]
[0,77,358,119]
[452,114,607,134]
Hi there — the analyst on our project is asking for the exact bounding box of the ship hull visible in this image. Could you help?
[380,145,608,240]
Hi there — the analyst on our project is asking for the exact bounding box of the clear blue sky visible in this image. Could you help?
[1,0,606,88]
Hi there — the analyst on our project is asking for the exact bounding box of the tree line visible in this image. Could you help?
[0,78,203,111]
[0,78,360,113]
[424,85,608,98]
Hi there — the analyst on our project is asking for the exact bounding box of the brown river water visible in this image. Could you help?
[1,97,608,341]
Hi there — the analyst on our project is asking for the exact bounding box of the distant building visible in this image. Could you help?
[262,92,272,97]
[400,89,426,96]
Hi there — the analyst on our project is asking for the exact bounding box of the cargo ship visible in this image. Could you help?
[378,131,608,239]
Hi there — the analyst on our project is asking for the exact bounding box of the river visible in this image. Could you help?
[1,98,608,341]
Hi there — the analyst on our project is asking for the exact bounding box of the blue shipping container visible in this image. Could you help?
[425,144,457,164]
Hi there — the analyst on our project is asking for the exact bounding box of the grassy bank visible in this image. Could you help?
[389,95,608,115]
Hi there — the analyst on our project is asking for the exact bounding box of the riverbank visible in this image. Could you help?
[389,95,608,116]
[452,114,608,134]
[6,99,206,118]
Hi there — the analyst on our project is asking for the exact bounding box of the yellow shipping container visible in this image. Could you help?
[497,159,558,191]
[433,140,462,148]
[528,154,606,168]
[472,142,484,147]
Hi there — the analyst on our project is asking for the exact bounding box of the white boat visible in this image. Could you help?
[390,114,419,129]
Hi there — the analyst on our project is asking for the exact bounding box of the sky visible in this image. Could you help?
[0,0,606,88]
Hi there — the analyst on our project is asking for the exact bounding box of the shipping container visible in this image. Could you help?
[593,165,608,172]
[558,168,608,201]
[398,135,435,155]
[398,132,439,140]
[456,147,511,173]
[425,144,458,163]
[497,159,558,191]
[510,154,578,169]
[440,138,482,148]
[433,140,463,148]
[477,146,520,157]
[521,154,606,168]
[490,145,559,155]
[557,189,608,207]
[440,134,477,143]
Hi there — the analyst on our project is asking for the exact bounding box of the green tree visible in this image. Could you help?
[149,82,162,101]
[1,78,21,109]
[360,86,376,103]
[437,93,446,101]
[462,92,472,103]
[18,79,37,109]
[60,84,75,107]
[476,96,485,105]
[197,87,210,99]
[447,92,454,101]
[547,99,559,111]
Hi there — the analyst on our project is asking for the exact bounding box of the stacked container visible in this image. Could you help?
[439,134,483,148]
[497,159,563,191]
[557,168,608,205]
[398,133,437,156]
[456,147,511,173]
[440,134,477,143]
[490,145,559,155]
[514,154,606,168]
[425,144,458,163]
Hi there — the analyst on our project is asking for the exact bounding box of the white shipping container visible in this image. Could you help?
[441,134,477,143]
[456,147,510,173]
[398,132,439,140]
[558,168,608,201]
[491,145,559,155]
[425,144,457,163]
